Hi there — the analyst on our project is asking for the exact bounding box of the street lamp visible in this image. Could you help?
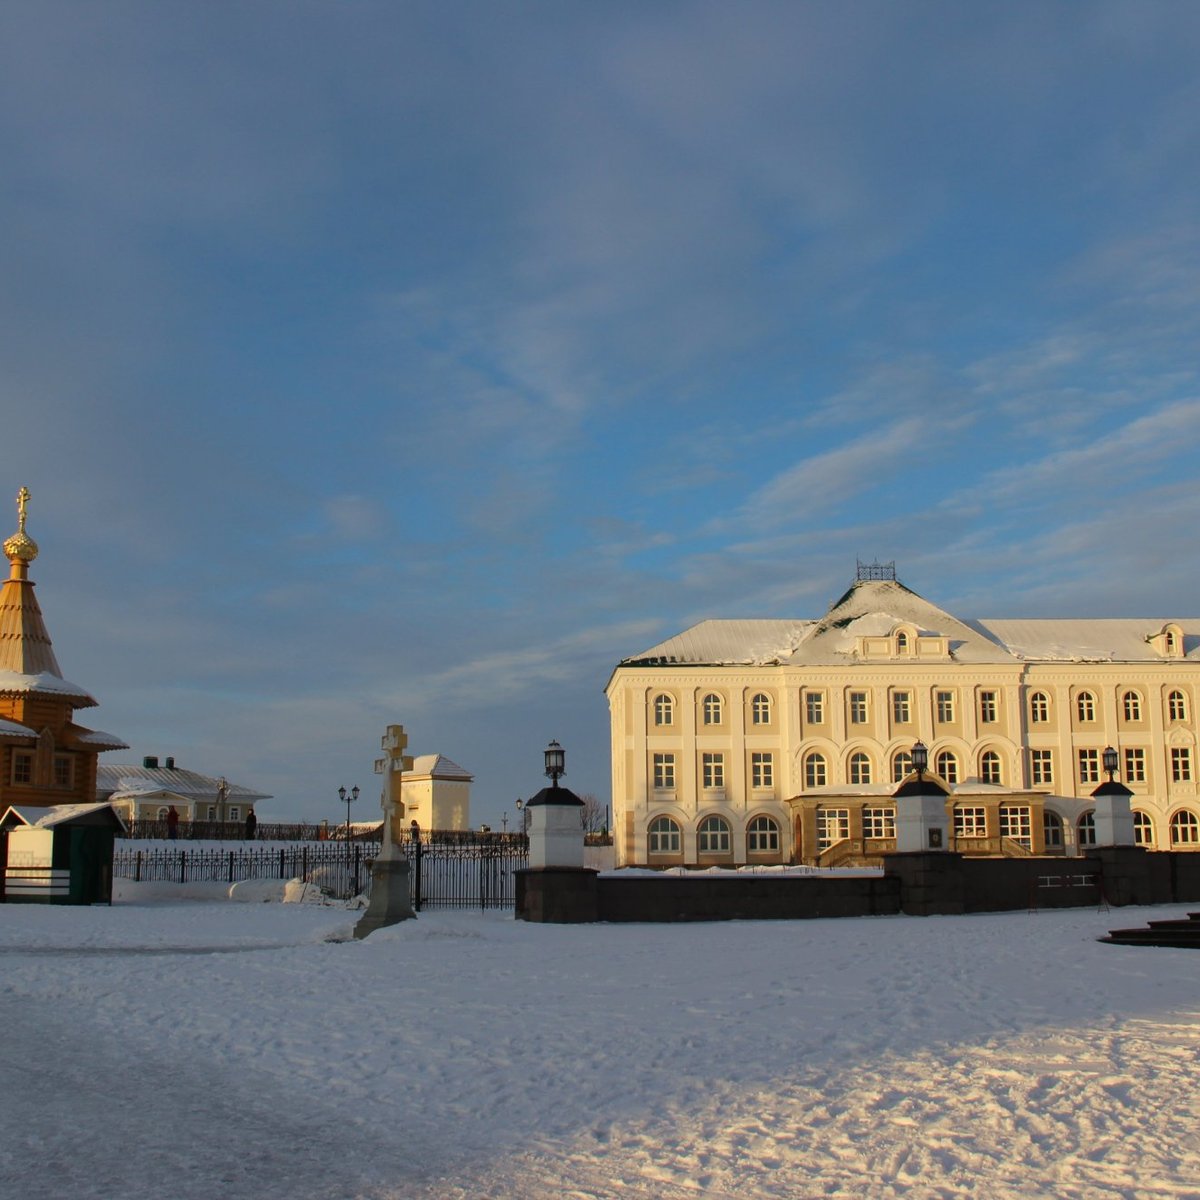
[338,785,360,844]
[911,740,928,780]
[1103,745,1119,782]
[544,740,565,786]
[515,797,526,834]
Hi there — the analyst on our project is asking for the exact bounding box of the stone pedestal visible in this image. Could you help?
[354,851,415,938]
[1090,780,1135,848]
[515,866,599,922]
[884,850,966,916]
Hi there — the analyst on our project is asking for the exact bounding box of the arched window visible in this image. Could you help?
[157,807,170,821]
[1169,690,1188,722]
[896,631,908,653]
[747,815,779,853]
[980,751,1002,785]
[1170,809,1199,845]
[653,694,674,726]
[1042,810,1064,848]
[1077,691,1095,723]
[804,753,827,788]
[697,815,731,853]
[702,693,722,725]
[1123,691,1142,723]
[1133,810,1154,847]
[849,752,872,785]
[935,750,959,785]
[648,816,681,854]
[1166,629,1178,654]
[1077,811,1096,847]
[892,750,913,783]
[751,693,772,725]
[1030,692,1049,723]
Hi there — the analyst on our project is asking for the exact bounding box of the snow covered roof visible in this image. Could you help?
[1,801,126,830]
[0,667,97,705]
[0,715,32,740]
[406,754,473,781]
[619,579,1200,669]
[68,726,129,751]
[96,764,271,802]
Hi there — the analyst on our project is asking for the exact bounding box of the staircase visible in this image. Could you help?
[1100,912,1200,948]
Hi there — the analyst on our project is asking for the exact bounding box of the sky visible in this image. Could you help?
[2,1,1199,826]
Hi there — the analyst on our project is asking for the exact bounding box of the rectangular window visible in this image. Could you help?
[751,752,773,789]
[207,805,217,820]
[12,751,33,785]
[849,692,868,724]
[805,691,824,724]
[702,752,724,789]
[1030,749,1053,785]
[229,806,241,823]
[1124,747,1146,783]
[817,808,850,850]
[653,753,675,790]
[1000,806,1031,847]
[1078,749,1100,785]
[1171,747,1192,783]
[954,806,987,838]
[936,691,955,723]
[862,807,896,839]
[979,691,997,723]
[892,691,910,725]
[53,754,73,788]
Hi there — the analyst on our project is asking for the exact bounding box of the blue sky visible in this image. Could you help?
[3,2,1199,827]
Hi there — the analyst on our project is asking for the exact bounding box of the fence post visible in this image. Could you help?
[135,850,142,882]
[353,844,360,898]
[412,830,423,913]
[228,850,234,884]
[279,847,285,880]
[302,845,308,881]
[180,850,187,884]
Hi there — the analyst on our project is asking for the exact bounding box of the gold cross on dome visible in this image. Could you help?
[16,486,29,532]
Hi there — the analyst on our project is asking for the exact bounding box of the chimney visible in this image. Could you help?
[143,755,159,769]
[165,756,175,770]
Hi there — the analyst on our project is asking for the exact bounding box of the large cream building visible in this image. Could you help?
[605,568,1200,868]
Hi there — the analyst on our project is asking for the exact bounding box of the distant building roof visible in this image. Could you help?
[96,764,271,802]
[616,578,1200,669]
[406,754,473,781]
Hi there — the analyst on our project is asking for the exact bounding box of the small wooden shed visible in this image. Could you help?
[1,802,126,904]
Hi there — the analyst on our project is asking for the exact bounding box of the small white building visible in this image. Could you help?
[97,757,271,825]
[401,754,472,832]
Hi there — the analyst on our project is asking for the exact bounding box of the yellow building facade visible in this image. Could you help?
[606,570,1200,867]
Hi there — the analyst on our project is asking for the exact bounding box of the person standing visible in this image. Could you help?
[166,807,179,840]
[245,809,257,840]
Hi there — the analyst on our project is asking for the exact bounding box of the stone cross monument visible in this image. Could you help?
[354,724,416,937]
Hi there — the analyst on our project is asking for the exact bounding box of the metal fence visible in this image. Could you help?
[112,832,529,909]
[121,819,379,842]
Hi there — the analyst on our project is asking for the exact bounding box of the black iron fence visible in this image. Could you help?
[120,819,381,842]
[112,832,529,909]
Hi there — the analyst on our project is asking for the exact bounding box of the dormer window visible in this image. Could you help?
[896,631,908,653]
[1152,623,1185,658]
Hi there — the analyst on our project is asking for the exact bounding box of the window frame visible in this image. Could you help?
[701,693,723,725]
[653,693,674,726]
[848,751,872,785]
[935,750,959,785]
[1170,809,1199,845]
[862,806,896,839]
[848,691,869,725]
[648,815,682,854]
[1078,748,1100,785]
[1133,810,1154,846]
[954,806,987,838]
[750,693,772,725]
[1076,691,1096,723]
[1171,746,1192,783]
[697,814,732,854]
[1030,748,1054,786]
[804,752,827,789]
[979,691,998,724]
[747,815,779,853]
[817,807,850,850]
[936,690,955,723]
[891,750,913,783]
[12,750,34,785]
[892,690,911,725]
[1124,747,1146,783]
[1122,691,1142,723]
[750,751,773,790]
[701,752,725,790]
[1169,690,1188,722]
[1029,691,1049,723]
[805,691,824,724]
[653,752,676,790]
[980,750,1002,785]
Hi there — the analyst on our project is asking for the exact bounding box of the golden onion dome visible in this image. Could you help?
[4,486,39,564]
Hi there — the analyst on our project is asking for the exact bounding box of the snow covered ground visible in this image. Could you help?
[2,891,1199,1199]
